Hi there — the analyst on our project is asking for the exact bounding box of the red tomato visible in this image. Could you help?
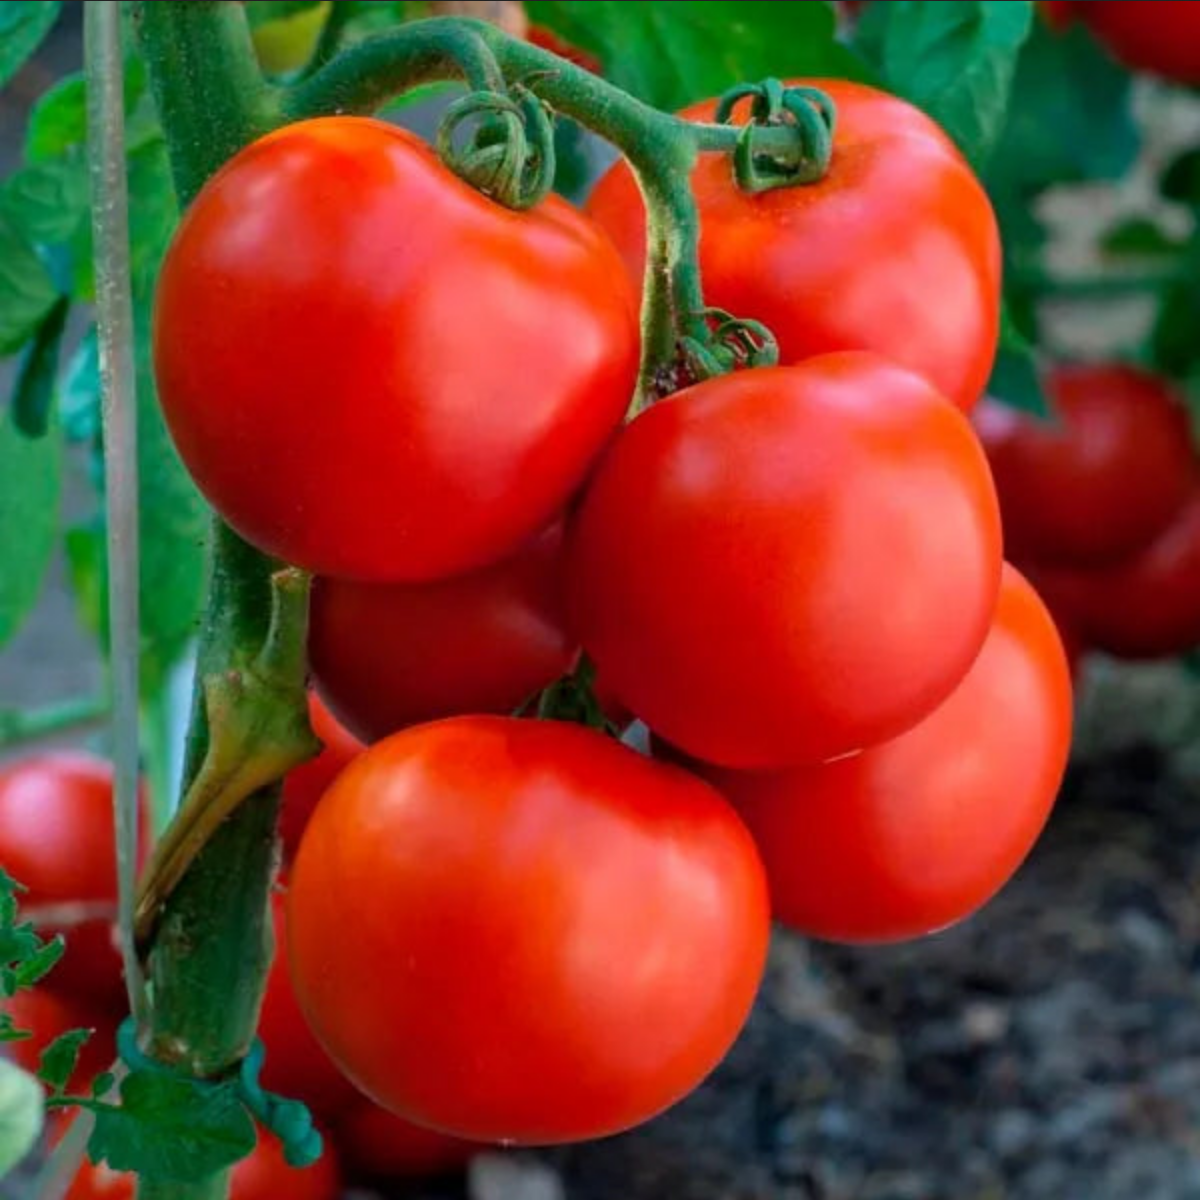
[1039,0,1079,29]
[568,354,1003,769]
[1075,1,1200,84]
[64,1129,339,1200]
[287,716,769,1144]
[0,754,145,1006]
[310,524,575,743]
[4,988,116,1092]
[1028,492,1200,659]
[279,694,363,864]
[337,1101,476,1180]
[154,117,640,582]
[695,565,1072,943]
[587,79,1000,412]
[975,365,1195,566]
[259,891,361,1119]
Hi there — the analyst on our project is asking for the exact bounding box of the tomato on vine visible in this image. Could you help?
[568,353,1003,769]
[154,117,640,582]
[975,365,1195,567]
[694,565,1072,943]
[1046,1,1200,84]
[587,79,1001,412]
[287,716,769,1144]
[310,523,575,743]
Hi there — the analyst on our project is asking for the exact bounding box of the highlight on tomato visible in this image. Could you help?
[287,716,769,1145]
[692,565,1073,943]
[587,79,1001,412]
[568,352,1003,770]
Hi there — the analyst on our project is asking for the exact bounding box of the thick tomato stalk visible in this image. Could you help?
[309,523,576,743]
[287,716,769,1145]
[975,364,1195,567]
[587,79,1000,413]
[154,117,640,583]
[690,565,1073,943]
[568,353,1003,770]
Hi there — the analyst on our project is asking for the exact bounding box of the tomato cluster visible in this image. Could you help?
[975,364,1200,662]
[149,75,1075,1153]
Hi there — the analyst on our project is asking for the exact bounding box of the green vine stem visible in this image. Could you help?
[0,695,110,749]
[282,17,812,405]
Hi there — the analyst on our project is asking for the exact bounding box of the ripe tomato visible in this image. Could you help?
[259,891,361,1118]
[975,365,1195,566]
[695,565,1072,943]
[310,523,575,743]
[155,117,640,582]
[587,79,1000,412]
[65,1129,340,1200]
[0,754,145,1006]
[337,1102,476,1180]
[4,988,116,1092]
[288,716,769,1144]
[568,354,1003,769]
[279,694,363,863]
[1028,492,1200,659]
[1073,2,1200,84]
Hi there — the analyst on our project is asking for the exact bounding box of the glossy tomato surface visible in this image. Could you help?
[155,117,640,582]
[310,524,575,742]
[279,693,363,864]
[337,1102,476,1180]
[976,365,1194,566]
[587,79,1000,412]
[1029,492,1200,659]
[698,565,1072,942]
[568,354,1003,769]
[0,754,144,1005]
[288,716,769,1144]
[1078,1,1200,83]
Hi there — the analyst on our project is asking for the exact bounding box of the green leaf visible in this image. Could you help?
[12,934,63,988]
[0,1,61,91]
[25,57,150,163]
[987,306,1049,416]
[12,295,68,437]
[1100,216,1184,259]
[245,0,323,26]
[1161,147,1200,208]
[0,405,60,649]
[127,139,178,286]
[0,1061,43,1178]
[66,519,106,645]
[0,151,89,245]
[853,0,1032,169]
[90,1074,256,1183]
[0,212,57,355]
[37,1029,91,1093]
[526,1,863,111]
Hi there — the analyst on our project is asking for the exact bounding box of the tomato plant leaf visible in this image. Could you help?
[1100,216,1185,260]
[37,1028,91,1093]
[0,152,89,245]
[854,0,1032,170]
[0,1,61,91]
[526,0,864,111]
[0,212,57,355]
[89,1074,256,1183]
[0,405,60,649]
[0,1060,43,1178]
[987,306,1049,417]
[12,294,68,438]
[1161,147,1200,208]
[12,933,63,988]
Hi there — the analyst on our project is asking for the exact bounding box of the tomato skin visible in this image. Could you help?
[5,989,117,1092]
[310,524,575,743]
[1076,2,1200,84]
[337,1102,476,1180]
[154,117,640,582]
[694,565,1072,943]
[568,354,1003,769]
[64,1130,340,1200]
[587,79,1000,413]
[1028,492,1200,660]
[287,716,769,1145]
[279,694,363,863]
[975,365,1195,567]
[0,755,145,1006]
[259,891,362,1119]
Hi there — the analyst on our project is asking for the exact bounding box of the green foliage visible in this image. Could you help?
[38,1029,91,1093]
[88,1073,257,1183]
[988,307,1050,416]
[0,406,60,650]
[0,1060,44,1179]
[854,0,1033,170]
[0,0,61,90]
[526,0,863,111]
[0,212,58,355]
[1100,216,1185,260]
[12,295,68,437]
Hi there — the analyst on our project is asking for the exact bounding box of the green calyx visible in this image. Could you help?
[681,308,780,384]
